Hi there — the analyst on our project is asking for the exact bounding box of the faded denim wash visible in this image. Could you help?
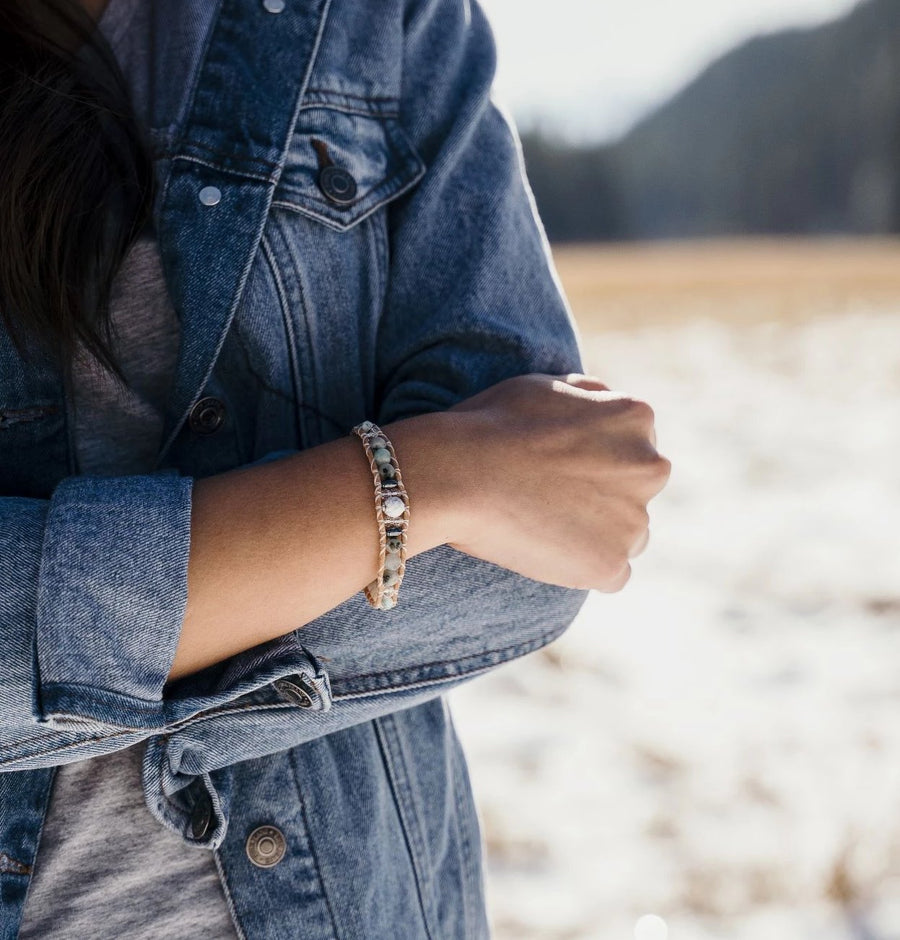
[0,0,589,936]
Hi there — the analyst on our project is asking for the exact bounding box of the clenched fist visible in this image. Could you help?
[441,373,671,592]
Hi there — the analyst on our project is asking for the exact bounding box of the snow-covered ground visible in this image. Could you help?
[450,300,900,939]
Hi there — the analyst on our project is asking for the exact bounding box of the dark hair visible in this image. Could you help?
[0,0,154,383]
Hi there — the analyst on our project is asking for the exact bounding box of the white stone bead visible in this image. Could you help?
[383,495,405,518]
[380,594,396,610]
[372,447,392,465]
[384,552,402,572]
[370,435,387,449]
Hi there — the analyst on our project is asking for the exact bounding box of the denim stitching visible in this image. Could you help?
[374,716,437,940]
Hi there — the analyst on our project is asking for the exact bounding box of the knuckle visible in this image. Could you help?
[654,454,673,482]
[607,562,632,593]
[629,399,655,425]
[594,555,631,592]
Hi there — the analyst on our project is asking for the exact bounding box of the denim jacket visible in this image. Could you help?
[0,0,589,936]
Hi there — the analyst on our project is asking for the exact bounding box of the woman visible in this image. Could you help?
[0,0,669,937]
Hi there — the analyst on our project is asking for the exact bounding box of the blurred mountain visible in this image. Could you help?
[521,0,900,241]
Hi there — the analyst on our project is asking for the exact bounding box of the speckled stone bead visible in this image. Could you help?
[382,569,400,587]
[384,552,402,572]
[386,536,403,553]
[372,447,392,465]
[383,495,405,518]
[369,435,387,449]
[359,421,373,432]
[379,464,396,480]
[380,595,397,610]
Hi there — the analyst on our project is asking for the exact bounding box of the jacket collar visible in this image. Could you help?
[151,0,333,470]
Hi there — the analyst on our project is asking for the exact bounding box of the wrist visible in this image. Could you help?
[380,410,474,556]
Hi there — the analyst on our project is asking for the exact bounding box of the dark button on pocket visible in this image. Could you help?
[274,675,316,708]
[189,396,226,435]
[190,793,213,840]
[317,165,358,206]
[246,825,287,868]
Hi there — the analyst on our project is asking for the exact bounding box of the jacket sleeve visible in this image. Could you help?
[0,466,340,771]
[0,0,589,774]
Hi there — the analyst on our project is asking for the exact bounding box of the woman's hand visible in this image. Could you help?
[441,373,671,592]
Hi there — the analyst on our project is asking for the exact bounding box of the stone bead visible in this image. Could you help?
[380,594,397,610]
[379,464,396,480]
[372,447,392,465]
[383,495,405,518]
[386,536,403,553]
[369,435,387,449]
[382,569,400,587]
[384,552,402,572]
[359,421,373,432]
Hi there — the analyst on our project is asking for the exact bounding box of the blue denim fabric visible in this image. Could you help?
[0,0,589,936]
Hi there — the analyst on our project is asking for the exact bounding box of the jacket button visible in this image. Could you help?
[191,793,214,840]
[246,826,287,868]
[189,396,226,434]
[274,675,316,708]
[318,165,358,206]
[262,0,285,10]
[198,185,222,206]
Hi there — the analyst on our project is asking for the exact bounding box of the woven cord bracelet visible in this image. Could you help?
[351,421,411,610]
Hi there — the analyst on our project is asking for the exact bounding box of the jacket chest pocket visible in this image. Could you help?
[259,99,426,447]
[271,99,426,231]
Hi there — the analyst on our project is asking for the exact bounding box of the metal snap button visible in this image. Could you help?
[318,165,358,206]
[274,675,316,708]
[198,186,222,207]
[188,396,226,435]
[246,825,287,868]
[190,793,213,840]
[263,0,285,11]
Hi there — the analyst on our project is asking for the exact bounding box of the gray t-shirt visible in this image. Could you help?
[19,2,239,936]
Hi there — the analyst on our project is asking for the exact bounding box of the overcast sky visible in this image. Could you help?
[478,0,862,143]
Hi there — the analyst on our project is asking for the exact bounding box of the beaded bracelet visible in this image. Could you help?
[351,421,410,610]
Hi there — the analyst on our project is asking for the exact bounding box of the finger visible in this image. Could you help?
[560,373,610,392]
[606,561,632,593]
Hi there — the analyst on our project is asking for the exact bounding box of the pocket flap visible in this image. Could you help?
[272,102,426,231]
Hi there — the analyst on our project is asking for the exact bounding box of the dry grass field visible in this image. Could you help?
[450,237,900,940]
[551,236,900,330]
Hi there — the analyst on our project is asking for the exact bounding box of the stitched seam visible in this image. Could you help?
[334,628,563,690]
[374,716,437,940]
[288,748,343,940]
[178,140,280,172]
[449,713,481,938]
[303,88,399,104]
[211,850,249,940]
[261,234,306,449]
[171,153,275,184]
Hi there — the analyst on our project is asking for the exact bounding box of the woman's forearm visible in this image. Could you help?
[170,411,460,681]
[172,372,668,682]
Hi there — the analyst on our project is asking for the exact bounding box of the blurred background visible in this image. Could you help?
[448,1,900,938]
